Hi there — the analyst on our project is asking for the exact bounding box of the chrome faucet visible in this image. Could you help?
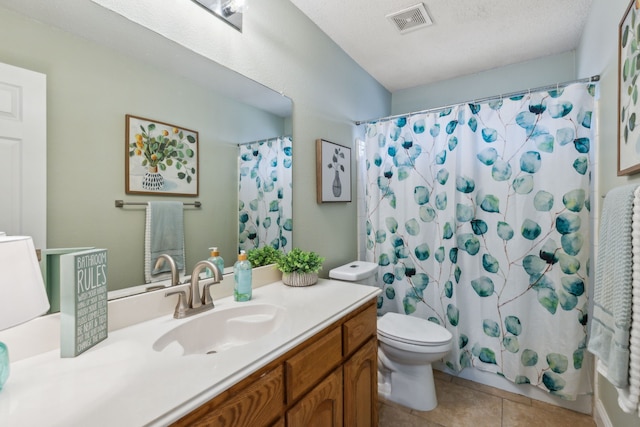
[165,260,222,319]
[153,254,181,287]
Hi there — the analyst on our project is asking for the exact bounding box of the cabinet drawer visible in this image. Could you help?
[343,302,377,356]
[174,365,284,427]
[285,326,342,402]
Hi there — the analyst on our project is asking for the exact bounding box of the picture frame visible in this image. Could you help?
[316,139,351,203]
[618,0,640,175]
[125,114,199,196]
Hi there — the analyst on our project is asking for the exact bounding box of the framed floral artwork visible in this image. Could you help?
[316,139,351,203]
[619,0,640,175]
[125,115,199,196]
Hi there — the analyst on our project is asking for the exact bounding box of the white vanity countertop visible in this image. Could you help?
[0,279,380,427]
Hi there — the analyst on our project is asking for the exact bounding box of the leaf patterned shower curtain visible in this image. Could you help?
[238,136,293,252]
[363,83,596,399]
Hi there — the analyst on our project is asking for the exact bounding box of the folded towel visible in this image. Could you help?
[588,184,636,388]
[144,201,185,283]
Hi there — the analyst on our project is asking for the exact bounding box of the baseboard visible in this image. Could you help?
[594,398,614,427]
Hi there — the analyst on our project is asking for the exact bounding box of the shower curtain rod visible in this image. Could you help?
[354,74,600,126]
[237,135,292,146]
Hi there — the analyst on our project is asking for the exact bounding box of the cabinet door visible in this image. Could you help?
[285,326,342,403]
[344,338,377,427]
[287,367,343,427]
[173,365,284,427]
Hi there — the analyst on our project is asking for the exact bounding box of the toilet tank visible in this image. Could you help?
[329,261,378,286]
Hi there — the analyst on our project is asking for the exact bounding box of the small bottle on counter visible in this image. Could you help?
[234,250,252,302]
[205,247,224,278]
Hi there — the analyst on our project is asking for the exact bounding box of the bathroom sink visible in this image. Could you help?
[152,303,286,356]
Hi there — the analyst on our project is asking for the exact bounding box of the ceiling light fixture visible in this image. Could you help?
[221,0,245,17]
[192,0,245,32]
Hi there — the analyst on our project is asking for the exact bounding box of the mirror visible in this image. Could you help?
[0,2,292,304]
[238,137,293,253]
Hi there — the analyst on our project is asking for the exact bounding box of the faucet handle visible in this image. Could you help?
[166,289,189,319]
[202,282,216,307]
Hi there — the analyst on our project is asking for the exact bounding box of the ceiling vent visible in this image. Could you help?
[386,3,433,34]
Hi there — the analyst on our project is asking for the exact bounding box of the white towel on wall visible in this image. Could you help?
[617,186,640,415]
[589,185,636,387]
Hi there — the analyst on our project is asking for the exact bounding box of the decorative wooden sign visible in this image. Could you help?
[60,249,108,357]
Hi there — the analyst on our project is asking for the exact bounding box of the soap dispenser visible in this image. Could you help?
[205,247,224,278]
[233,250,252,302]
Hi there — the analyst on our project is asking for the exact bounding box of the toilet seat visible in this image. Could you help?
[377,312,452,346]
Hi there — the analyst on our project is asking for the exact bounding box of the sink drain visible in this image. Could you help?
[206,350,217,355]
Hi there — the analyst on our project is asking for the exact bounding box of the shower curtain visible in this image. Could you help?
[362,82,597,399]
[238,136,292,252]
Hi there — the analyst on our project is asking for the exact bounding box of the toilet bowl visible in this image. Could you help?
[329,261,453,412]
[377,312,452,411]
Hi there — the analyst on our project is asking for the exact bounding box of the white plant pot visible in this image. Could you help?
[281,272,318,287]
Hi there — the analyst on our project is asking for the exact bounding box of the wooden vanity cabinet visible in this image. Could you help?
[171,299,378,427]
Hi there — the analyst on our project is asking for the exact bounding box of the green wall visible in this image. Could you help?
[0,7,286,290]
[236,0,393,274]
[93,0,393,275]
[0,0,391,289]
[392,52,576,115]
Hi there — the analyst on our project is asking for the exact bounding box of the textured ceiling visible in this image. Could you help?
[2,0,593,101]
[289,0,593,92]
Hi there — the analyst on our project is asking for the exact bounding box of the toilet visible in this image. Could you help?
[329,261,453,411]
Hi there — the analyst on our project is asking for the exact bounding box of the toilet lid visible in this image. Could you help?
[329,261,378,281]
[377,312,452,346]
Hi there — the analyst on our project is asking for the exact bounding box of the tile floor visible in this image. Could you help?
[378,371,596,427]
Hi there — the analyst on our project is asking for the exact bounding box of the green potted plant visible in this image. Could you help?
[247,246,283,267]
[276,248,325,287]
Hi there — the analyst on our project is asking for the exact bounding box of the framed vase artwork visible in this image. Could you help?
[619,0,640,175]
[125,114,199,196]
[316,139,351,203]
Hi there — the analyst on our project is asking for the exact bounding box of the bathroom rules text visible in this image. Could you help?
[60,249,109,358]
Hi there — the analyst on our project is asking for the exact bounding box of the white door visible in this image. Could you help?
[0,62,46,250]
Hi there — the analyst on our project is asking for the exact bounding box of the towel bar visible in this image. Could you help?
[115,200,201,208]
